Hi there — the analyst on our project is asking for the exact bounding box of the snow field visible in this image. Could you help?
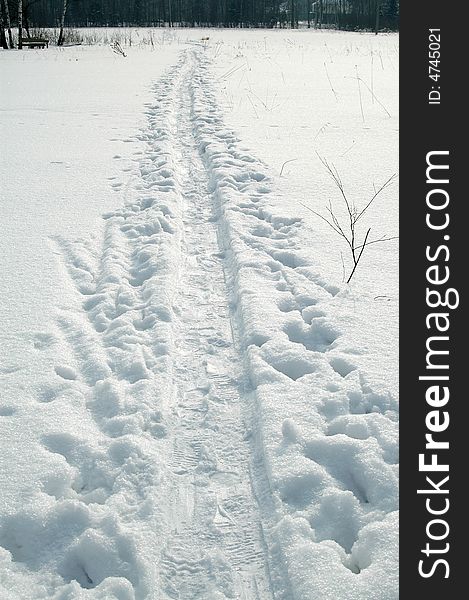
[1,29,398,600]
[206,29,399,396]
[1,41,185,599]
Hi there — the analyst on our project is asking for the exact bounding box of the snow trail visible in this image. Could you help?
[0,45,397,600]
[0,48,278,600]
[157,51,275,599]
[187,48,398,600]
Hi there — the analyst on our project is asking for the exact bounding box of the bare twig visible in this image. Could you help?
[355,65,365,124]
[246,94,259,119]
[355,173,397,222]
[314,122,331,140]
[356,76,391,117]
[280,158,298,176]
[301,155,397,283]
[218,63,245,81]
[340,140,356,157]
[324,62,338,101]
[344,75,392,117]
[347,227,371,283]
[354,234,399,250]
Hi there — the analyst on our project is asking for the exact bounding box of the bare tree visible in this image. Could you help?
[375,0,381,34]
[302,155,397,283]
[17,0,22,49]
[14,1,398,31]
[0,0,8,49]
[2,0,13,48]
[23,0,42,37]
[57,0,69,46]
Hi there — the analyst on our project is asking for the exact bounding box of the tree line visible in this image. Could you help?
[1,1,399,49]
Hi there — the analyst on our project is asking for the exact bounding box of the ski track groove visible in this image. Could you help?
[158,49,275,600]
[24,48,287,599]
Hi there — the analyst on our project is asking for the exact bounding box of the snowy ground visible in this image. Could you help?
[0,29,398,600]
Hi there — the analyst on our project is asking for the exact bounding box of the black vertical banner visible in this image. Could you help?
[401,1,465,596]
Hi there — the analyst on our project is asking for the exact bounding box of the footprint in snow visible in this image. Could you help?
[0,406,16,417]
[36,383,84,405]
[33,332,57,350]
[329,357,357,378]
[0,365,21,376]
[55,365,78,381]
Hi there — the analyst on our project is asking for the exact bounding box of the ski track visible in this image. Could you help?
[0,46,397,600]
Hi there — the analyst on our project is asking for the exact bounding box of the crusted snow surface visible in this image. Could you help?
[1,33,398,600]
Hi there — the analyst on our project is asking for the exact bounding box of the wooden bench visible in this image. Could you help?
[21,38,49,49]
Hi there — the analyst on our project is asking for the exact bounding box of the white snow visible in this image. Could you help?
[1,29,398,600]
